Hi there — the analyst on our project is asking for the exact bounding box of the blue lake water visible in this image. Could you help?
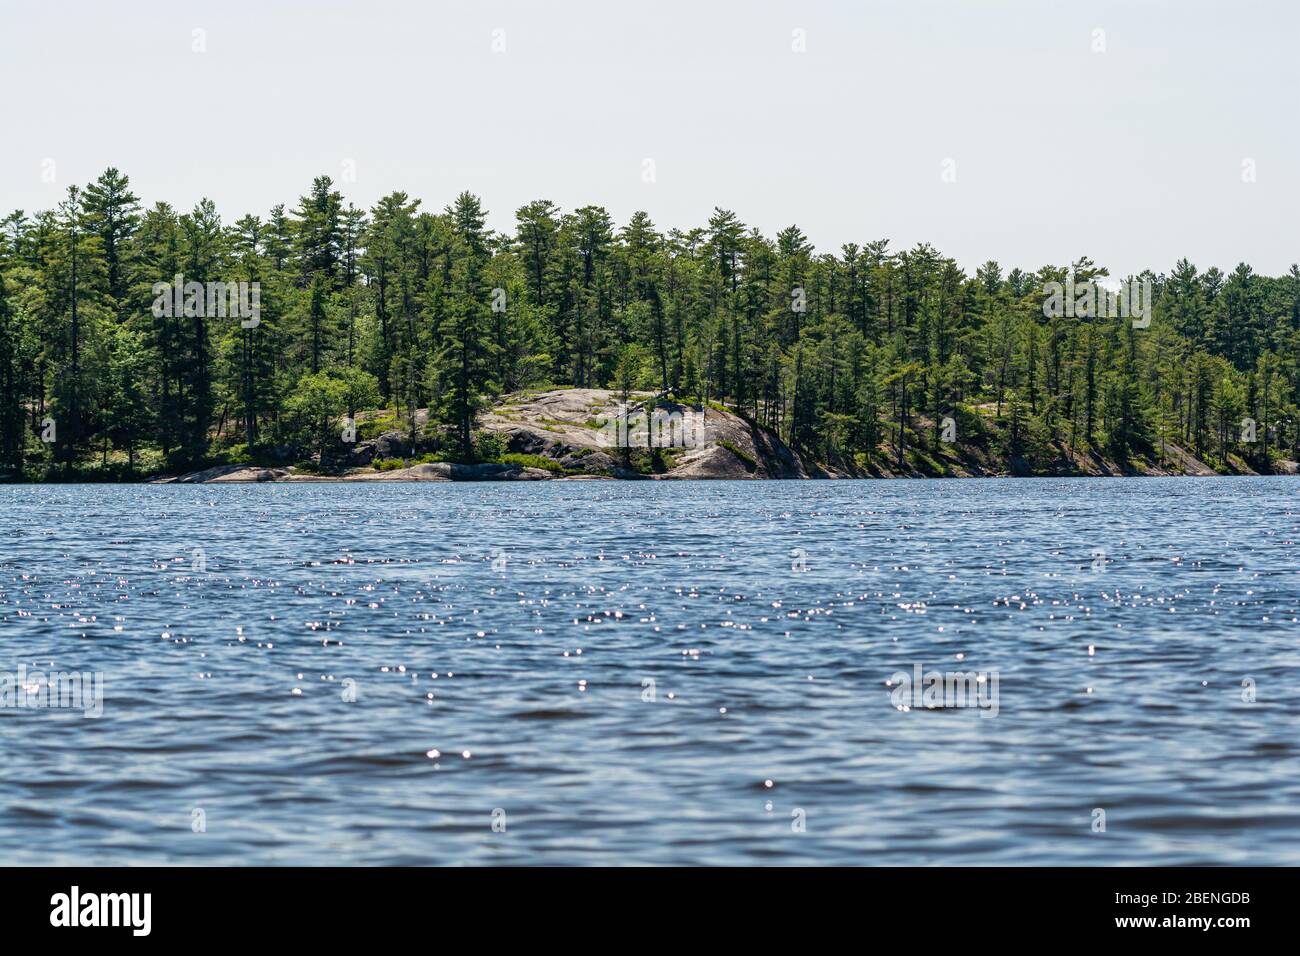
[1,476,1298,865]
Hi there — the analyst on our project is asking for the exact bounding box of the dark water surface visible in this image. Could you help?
[2,476,1298,865]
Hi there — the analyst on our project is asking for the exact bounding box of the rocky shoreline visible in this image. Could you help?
[160,460,560,483]
[151,388,1297,484]
[157,388,821,483]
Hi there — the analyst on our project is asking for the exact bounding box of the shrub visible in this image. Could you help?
[718,440,757,471]
[357,414,399,440]
[498,452,565,472]
[472,430,507,462]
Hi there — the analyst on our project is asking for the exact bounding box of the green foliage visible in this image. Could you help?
[372,451,453,470]
[3,169,1299,481]
[471,429,506,462]
[283,366,379,463]
[357,413,399,440]
[497,452,566,472]
[717,439,757,471]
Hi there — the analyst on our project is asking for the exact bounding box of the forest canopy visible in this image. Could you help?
[1,168,1297,479]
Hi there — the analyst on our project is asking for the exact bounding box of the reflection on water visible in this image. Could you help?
[1,476,1297,865]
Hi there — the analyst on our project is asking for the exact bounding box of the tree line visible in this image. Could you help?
[1,168,1297,479]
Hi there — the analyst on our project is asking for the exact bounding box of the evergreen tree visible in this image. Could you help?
[2,175,1298,480]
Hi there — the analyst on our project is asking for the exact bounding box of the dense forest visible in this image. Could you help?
[1,168,1297,480]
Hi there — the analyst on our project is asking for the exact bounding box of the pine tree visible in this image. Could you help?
[82,168,140,310]
[431,193,496,457]
[3,177,1299,479]
[0,275,21,474]
[293,176,343,287]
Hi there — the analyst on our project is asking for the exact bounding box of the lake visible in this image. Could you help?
[1,476,1298,865]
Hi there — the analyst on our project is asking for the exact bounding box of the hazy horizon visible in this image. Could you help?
[3,0,1298,276]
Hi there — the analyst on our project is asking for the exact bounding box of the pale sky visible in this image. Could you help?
[3,0,1297,276]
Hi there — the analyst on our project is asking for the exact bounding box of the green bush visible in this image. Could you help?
[472,430,506,462]
[358,414,399,440]
[498,452,566,472]
[718,440,757,471]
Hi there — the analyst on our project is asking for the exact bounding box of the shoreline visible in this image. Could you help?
[4,467,1294,486]
[10,388,1297,485]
